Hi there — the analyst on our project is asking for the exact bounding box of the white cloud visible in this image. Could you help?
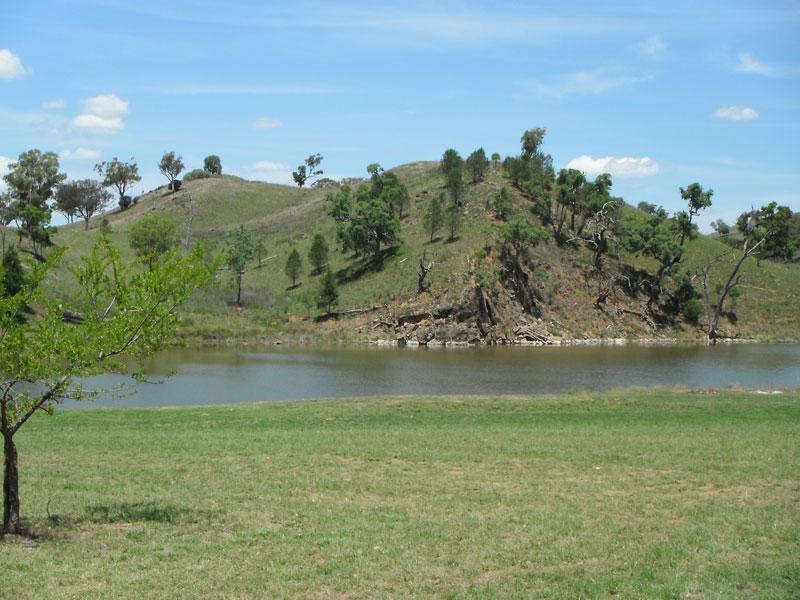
[43,99,66,110]
[537,67,653,100]
[60,148,102,161]
[566,155,660,178]
[251,117,283,130]
[249,161,293,184]
[713,106,759,121]
[72,94,129,133]
[0,49,28,80]
[736,52,777,76]
[81,94,129,117]
[635,35,666,59]
[0,155,12,178]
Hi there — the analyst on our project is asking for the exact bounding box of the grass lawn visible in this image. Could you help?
[2,390,799,598]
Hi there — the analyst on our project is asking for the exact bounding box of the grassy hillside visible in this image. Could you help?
[2,390,799,598]
[46,163,800,344]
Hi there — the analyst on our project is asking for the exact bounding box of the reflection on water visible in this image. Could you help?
[73,344,800,408]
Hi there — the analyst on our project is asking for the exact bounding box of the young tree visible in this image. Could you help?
[423,193,444,242]
[159,152,185,192]
[224,225,258,306]
[308,233,329,274]
[94,157,141,210]
[317,269,338,314]
[491,152,501,166]
[1,239,214,535]
[285,248,302,287]
[676,183,713,246]
[444,199,462,242]
[492,187,514,221]
[521,128,547,159]
[292,154,323,188]
[465,148,489,184]
[203,155,222,175]
[1,246,25,298]
[440,149,465,205]
[737,202,797,261]
[129,215,180,270]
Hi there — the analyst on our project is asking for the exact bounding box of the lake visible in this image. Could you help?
[72,343,800,408]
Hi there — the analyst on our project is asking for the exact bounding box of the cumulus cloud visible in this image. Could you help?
[0,49,28,80]
[60,148,102,161]
[251,117,283,129]
[249,161,293,184]
[566,155,659,178]
[537,67,653,100]
[43,99,66,110]
[713,106,759,121]
[736,52,777,76]
[635,35,666,60]
[72,94,129,133]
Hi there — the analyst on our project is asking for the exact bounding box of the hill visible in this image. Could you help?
[46,163,800,345]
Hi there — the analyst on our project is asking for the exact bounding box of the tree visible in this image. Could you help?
[94,157,141,210]
[285,248,302,287]
[465,148,489,184]
[491,152,501,166]
[0,193,12,255]
[317,269,338,314]
[737,202,797,261]
[129,215,180,270]
[521,128,547,159]
[1,239,214,535]
[423,193,444,242]
[380,172,411,219]
[292,154,323,188]
[54,182,81,224]
[2,150,66,257]
[203,155,222,176]
[326,185,353,251]
[500,215,549,252]
[224,225,258,306]
[440,149,465,205]
[1,246,25,298]
[444,199,462,242]
[58,180,112,230]
[308,233,329,274]
[492,187,514,221]
[159,152,185,192]
[349,186,400,263]
[676,183,713,246]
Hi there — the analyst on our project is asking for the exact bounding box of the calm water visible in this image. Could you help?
[71,344,800,408]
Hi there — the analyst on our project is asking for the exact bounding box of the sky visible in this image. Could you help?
[1,0,799,229]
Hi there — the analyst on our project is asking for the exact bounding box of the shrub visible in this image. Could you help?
[183,169,213,182]
[683,298,703,324]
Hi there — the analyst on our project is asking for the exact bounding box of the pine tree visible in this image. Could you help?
[285,248,302,287]
[308,233,329,274]
[318,270,338,314]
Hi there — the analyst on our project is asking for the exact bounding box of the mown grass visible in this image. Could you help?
[2,390,799,598]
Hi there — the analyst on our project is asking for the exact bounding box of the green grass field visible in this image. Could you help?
[2,390,798,598]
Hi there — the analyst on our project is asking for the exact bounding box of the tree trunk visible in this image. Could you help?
[3,433,21,535]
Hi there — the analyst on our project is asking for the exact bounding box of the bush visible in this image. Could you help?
[683,298,703,324]
[183,169,213,182]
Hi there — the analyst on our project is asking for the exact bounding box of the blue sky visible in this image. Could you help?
[1,0,799,229]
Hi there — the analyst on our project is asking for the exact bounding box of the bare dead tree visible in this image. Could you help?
[418,251,434,294]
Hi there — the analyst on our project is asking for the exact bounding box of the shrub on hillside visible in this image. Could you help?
[184,169,213,182]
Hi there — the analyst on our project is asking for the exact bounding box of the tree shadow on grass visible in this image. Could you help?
[84,501,222,525]
[335,246,400,284]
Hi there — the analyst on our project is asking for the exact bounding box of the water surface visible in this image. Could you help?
[73,344,800,408]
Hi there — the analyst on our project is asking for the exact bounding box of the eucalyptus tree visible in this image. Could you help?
[224,225,259,305]
[292,154,323,188]
[159,151,185,192]
[94,157,141,209]
[129,215,180,270]
[203,155,222,175]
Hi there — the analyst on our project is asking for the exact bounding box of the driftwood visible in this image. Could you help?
[617,307,656,330]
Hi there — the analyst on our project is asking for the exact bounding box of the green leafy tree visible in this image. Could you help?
[423,193,444,242]
[675,183,713,245]
[158,151,185,192]
[54,182,81,223]
[380,172,411,219]
[737,202,797,261]
[94,157,141,210]
[1,246,25,298]
[224,225,259,305]
[292,154,323,188]
[129,215,180,271]
[317,269,338,314]
[0,239,214,535]
[326,185,353,251]
[444,199,462,242]
[285,248,302,287]
[2,150,66,257]
[58,180,112,230]
[500,215,549,252]
[492,187,514,221]
[308,233,329,274]
[491,152,501,165]
[440,149,465,204]
[203,155,222,175]
[465,148,489,184]
[521,128,547,159]
[349,186,400,263]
